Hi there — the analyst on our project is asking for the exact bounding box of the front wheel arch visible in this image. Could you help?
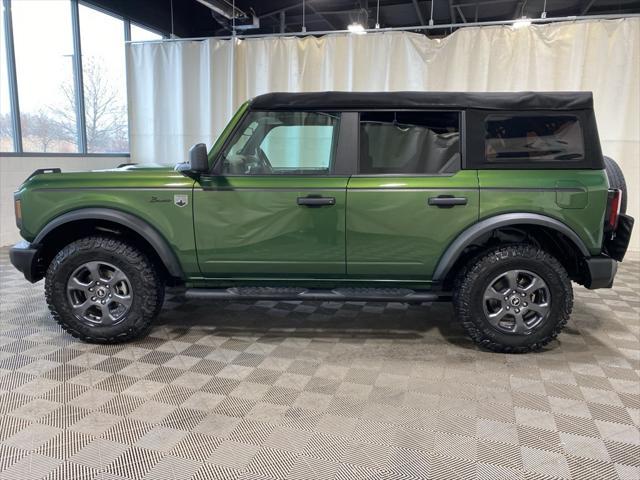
[33,208,184,281]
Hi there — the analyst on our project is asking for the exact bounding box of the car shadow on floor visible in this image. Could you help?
[153,295,478,350]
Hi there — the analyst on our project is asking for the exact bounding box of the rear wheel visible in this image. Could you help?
[453,244,573,353]
[45,236,164,343]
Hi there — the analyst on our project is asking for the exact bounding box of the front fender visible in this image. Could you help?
[33,208,184,279]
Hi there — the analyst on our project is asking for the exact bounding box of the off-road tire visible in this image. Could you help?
[453,244,573,353]
[604,156,627,214]
[45,236,164,343]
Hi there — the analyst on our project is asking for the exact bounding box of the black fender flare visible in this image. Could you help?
[33,208,184,279]
[432,212,591,282]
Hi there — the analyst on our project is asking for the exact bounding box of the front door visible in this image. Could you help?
[346,110,480,281]
[194,110,349,278]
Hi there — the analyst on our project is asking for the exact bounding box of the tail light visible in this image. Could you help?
[606,189,622,231]
[14,197,22,229]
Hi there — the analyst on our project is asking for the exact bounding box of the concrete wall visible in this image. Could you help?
[0,155,128,246]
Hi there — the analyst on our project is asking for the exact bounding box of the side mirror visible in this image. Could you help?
[189,143,209,173]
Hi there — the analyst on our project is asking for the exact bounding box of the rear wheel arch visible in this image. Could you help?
[434,213,591,288]
[33,208,184,281]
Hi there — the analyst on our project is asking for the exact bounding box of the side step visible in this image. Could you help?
[185,287,448,302]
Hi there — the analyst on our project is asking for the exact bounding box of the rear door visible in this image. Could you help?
[194,110,350,278]
[346,110,479,280]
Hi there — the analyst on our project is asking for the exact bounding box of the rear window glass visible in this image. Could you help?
[485,114,584,163]
[360,111,460,174]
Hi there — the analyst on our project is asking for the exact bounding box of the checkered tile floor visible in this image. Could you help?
[0,247,638,480]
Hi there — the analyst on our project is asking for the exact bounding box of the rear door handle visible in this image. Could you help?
[428,195,468,208]
[297,196,336,207]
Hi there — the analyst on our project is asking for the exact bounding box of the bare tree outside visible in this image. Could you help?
[22,111,70,152]
[4,56,128,153]
[0,113,15,151]
[52,56,128,153]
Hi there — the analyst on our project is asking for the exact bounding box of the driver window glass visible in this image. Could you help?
[220,111,340,175]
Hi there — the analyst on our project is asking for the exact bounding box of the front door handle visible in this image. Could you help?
[297,196,336,207]
[428,195,468,208]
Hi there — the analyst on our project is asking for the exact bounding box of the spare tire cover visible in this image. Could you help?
[604,156,628,214]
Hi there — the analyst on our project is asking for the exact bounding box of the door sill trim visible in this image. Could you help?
[185,286,450,302]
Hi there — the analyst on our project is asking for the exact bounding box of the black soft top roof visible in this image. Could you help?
[250,91,593,111]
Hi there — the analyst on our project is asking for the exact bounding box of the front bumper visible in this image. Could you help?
[9,241,43,283]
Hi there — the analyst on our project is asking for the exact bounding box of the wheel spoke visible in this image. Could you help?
[528,302,550,317]
[521,276,538,293]
[71,300,91,316]
[101,307,119,326]
[67,277,90,292]
[487,308,509,327]
[504,270,519,290]
[108,270,128,286]
[485,287,505,302]
[111,294,132,308]
[513,313,528,334]
[85,262,103,282]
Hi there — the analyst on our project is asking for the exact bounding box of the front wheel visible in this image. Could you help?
[453,245,573,353]
[45,236,164,343]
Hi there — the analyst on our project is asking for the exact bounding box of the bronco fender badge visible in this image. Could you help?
[174,194,189,208]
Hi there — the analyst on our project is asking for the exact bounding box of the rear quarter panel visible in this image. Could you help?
[478,169,609,254]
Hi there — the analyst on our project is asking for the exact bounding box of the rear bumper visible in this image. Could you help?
[583,256,618,289]
[9,241,42,283]
[584,213,635,289]
[605,214,634,262]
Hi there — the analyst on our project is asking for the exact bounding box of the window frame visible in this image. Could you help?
[211,109,349,177]
[352,109,464,177]
[78,1,130,154]
[1,0,21,152]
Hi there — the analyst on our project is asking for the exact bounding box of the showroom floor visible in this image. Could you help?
[0,248,638,480]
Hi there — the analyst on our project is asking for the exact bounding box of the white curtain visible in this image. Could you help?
[126,18,639,250]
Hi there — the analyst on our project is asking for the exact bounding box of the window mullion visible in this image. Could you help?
[70,0,87,153]
[3,0,22,152]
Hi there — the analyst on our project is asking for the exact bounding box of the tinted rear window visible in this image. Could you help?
[485,114,584,163]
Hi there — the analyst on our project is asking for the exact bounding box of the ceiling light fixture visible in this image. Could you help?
[348,22,366,34]
[541,0,548,18]
[513,0,532,27]
[513,16,532,28]
[375,0,380,28]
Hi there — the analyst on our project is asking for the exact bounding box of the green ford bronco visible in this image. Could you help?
[10,91,634,352]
